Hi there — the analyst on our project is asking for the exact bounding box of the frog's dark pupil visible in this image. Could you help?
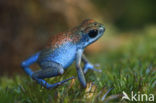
[88,30,98,38]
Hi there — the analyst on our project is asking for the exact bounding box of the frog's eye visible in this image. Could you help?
[88,29,98,38]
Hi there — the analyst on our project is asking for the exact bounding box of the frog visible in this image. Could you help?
[21,19,105,89]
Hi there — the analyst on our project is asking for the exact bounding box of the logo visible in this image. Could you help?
[122,91,155,102]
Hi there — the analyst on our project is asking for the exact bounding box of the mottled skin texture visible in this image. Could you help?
[21,19,105,89]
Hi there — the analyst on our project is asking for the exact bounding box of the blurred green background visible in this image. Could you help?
[0,0,155,75]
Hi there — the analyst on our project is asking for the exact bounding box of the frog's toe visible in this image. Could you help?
[94,63,100,67]
[91,67,102,73]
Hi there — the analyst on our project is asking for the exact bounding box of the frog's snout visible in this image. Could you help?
[99,26,105,34]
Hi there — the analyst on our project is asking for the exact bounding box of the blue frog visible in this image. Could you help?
[21,19,105,89]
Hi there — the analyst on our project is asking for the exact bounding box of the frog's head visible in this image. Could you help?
[77,19,105,48]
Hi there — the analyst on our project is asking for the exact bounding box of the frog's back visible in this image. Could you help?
[38,32,80,69]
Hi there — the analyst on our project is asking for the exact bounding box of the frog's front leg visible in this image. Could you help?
[82,54,102,74]
[75,49,87,88]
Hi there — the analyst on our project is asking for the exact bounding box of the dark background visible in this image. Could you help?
[0,0,155,75]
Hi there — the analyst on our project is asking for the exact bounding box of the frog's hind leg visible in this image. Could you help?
[21,53,74,89]
[32,61,74,89]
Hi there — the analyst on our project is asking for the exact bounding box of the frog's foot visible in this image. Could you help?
[38,76,75,89]
[83,63,102,74]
